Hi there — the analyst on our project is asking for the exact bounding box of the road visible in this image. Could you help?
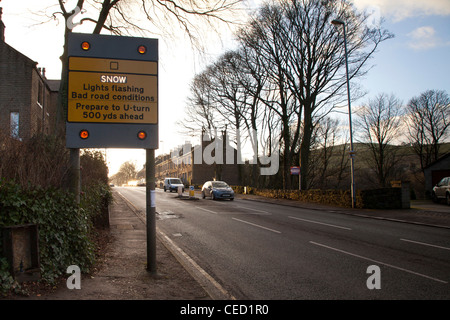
[115,186,450,299]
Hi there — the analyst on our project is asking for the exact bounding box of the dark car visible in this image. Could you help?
[432,177,450,205]
[201,181,234,200]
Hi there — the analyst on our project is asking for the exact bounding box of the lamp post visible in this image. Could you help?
[332,18,356,209]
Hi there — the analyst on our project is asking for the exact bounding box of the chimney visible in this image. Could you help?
[0,8,5,42]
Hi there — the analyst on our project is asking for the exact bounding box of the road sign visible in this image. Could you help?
[68,57,157,124]
[65,32,159,275]
[290,166,300,175]
[66,33,158,148]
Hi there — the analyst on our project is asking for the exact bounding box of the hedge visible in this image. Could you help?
[0,180,111,295]
[232,186,404,209]
[246,188,358,208]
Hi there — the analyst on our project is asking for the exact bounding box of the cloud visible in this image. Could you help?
[354,0,450,21]
[409,26,436,39]
[407,26,437,50]
[407,26,450,50]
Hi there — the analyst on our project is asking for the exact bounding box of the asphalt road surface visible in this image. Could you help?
[115,186,450,300]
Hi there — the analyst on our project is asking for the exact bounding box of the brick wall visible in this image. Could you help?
[0,41,34,139]
[0,41,58,139]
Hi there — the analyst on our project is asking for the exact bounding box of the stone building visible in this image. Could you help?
[155,131,241,187]
[0,8,59,140]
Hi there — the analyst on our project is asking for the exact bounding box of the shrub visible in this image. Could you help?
[81,150,109,186]
[235,187,359,208]
[81,182,113,229]
[231,185,255,195]
[0,180,111,295]
[0,134,111,295]
[0,133,69,189]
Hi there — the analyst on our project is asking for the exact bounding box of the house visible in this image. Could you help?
[155,130,241,187]
[0,8,59,140]
[424,152,450,193]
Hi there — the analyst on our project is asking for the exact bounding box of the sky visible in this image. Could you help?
[1,0,449,176]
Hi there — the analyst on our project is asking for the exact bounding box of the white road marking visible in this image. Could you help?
[289,216,352,230]
[195,206,218,214]
[310,241,448,284]
[232,218,281,234]
[400,238,450,251]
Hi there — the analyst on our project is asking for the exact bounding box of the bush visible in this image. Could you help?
[0,180,111,295]
[81,182,112,229]
[0,133,112,295]
[236,186,409,209]
[81,150,109,186]
[234,187,359,208]
[0,133,69,189]
[231,185,256,194]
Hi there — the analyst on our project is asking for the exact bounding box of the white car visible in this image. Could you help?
[163,178,185,193]
[432,177,450,205]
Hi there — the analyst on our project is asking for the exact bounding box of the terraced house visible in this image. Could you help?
[155,130,240,187]
[0,8,59,140]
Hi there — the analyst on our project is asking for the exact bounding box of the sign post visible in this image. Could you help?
[290,166,301,191]
[146,149,156,274]
[66,32,158,274]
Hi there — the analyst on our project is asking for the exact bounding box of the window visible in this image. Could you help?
[10,111,19,139]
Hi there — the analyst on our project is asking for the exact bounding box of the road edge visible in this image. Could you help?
[114,190,236,300]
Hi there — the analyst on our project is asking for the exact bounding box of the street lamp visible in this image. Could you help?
[331,18,356,209]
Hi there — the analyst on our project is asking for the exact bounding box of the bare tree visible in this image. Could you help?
[308,116,348,189]
[237,3,297,189]
[180,70,224,138]
[181,0,393,190]
[406,89,450,172]
[207,52,245,151]
[110,160,137,185]
[233,39,272,187]
[233,0,393,189]
[283,0,393,189]
[356,93,404,187]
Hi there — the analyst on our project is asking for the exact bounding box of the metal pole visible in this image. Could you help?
[146,148,157,274]
[299,152,301,191]
[342,23,356,209]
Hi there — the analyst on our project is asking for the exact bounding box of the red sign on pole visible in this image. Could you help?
[290,166,300,175]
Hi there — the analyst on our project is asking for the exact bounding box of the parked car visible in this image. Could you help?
[201,181,234,200]
[432,177,450,205]
[164,178,185,193]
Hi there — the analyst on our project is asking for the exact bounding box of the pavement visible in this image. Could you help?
[8,190,449,301]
